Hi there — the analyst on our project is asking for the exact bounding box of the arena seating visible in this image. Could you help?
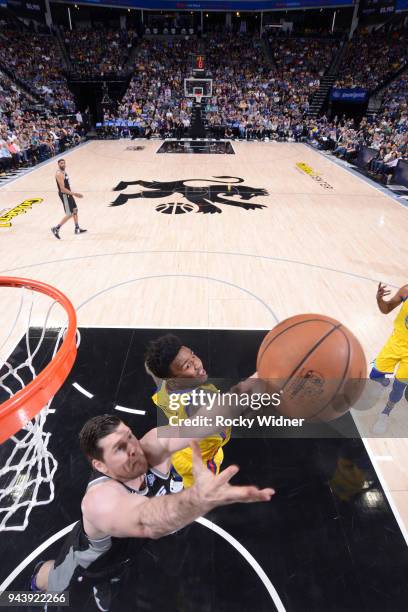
[0,30,75,113]
[111,38,198,138]
[0,19,406,181]
[335,27,408,91]
[63,28,138,78]
[0,68,83,174]
[204,34,336,138]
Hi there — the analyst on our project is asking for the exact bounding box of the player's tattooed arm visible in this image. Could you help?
[85,443,274,540]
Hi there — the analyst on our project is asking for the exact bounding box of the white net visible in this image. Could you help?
[0,284,78,531]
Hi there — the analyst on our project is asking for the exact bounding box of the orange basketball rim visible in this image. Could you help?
[0,277,77,443]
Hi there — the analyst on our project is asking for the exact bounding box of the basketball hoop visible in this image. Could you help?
[0,277,77,531]
[193,87,203,105]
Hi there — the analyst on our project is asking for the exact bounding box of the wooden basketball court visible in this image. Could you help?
[1,139,408,610]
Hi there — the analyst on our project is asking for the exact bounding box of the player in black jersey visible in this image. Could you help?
[32,407,273,611]
[52,158,87,239]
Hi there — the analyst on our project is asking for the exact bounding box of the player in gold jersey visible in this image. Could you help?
[370,283,408,434]
[145,334,231,487]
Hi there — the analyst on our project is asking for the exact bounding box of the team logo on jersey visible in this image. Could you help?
[170,477,184,493]
[147,472,156,488]
[111,177,268,215]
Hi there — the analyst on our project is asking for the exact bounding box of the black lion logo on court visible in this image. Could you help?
[111,176,268,215]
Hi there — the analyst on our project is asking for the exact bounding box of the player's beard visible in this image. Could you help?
[128,452,148,479]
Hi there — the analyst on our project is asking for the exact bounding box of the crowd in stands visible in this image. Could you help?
[0,20,86,175]
[0,30,75,113]
[381,72,408,119]
[99,29,407,185]
[335,27,408,91]
[0,116,84,174]
[109,38,197,137]
[105,34,336,140]
[0,16,407,183]
[203,34,335,138]
[315,65,408,182]
[64,28,137,78]
[0,69,83,174]
[307,107,408,183]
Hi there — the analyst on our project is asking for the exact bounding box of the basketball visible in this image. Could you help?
[257,314,367,422]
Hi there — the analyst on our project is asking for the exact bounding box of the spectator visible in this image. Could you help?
[0,30,75,112]
[64,28,137,78]
[335,26,408,91]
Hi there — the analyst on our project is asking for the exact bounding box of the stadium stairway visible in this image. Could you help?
[0,63,46,116]
[123,40,142,75]
[307,38,348,119]
[366,93,383,118]
[367,62,408,118]
[261,35,276,68]
[54,28,73,72]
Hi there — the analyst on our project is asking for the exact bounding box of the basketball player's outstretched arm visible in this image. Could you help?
[376,283,408,314]
[86,442,274,540]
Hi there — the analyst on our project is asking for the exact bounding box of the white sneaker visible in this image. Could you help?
[372,413,390,435]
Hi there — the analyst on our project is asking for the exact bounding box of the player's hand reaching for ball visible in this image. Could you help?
[377,282,390,301]
[191,441,274,508]
[230,376,268,397]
